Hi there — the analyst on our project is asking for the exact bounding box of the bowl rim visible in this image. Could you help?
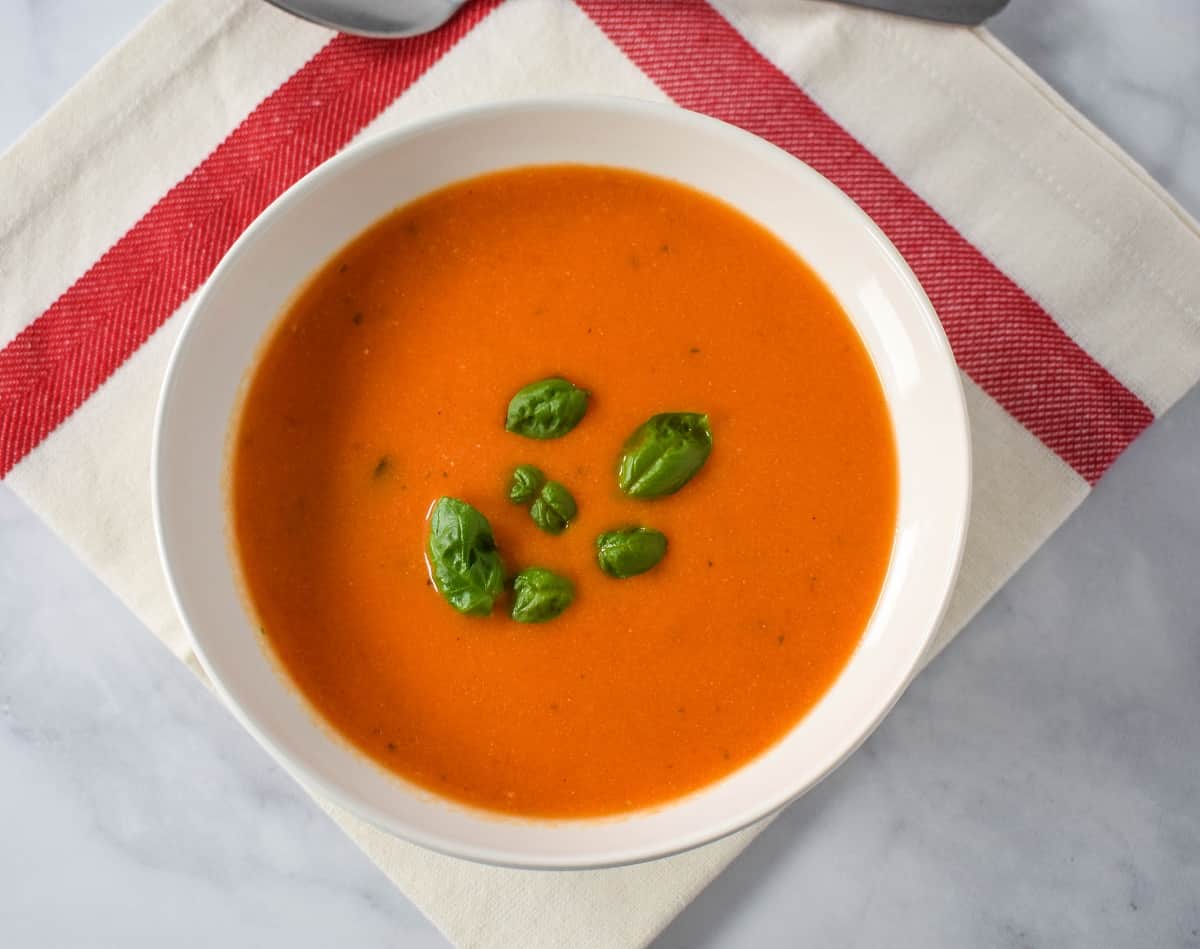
[152,95,972,868]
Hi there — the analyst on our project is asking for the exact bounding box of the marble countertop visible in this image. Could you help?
[2,1,1198,946]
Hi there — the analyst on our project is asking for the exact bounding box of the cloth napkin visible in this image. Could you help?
[3,0,1199,946]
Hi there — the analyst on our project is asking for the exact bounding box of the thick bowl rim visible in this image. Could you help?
[152,95,972,869]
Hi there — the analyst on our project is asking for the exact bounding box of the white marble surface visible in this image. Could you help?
[2,1,1199,945]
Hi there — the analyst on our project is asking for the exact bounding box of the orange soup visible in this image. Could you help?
[231,165,897,818]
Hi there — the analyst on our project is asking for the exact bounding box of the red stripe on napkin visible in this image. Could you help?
[0,0,501,478]
[576,0,1153,484]
[1,0,1153,485]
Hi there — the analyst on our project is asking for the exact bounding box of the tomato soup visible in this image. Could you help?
[231,165,897,818]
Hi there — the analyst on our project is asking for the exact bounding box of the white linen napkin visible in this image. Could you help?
[2,1,1198,946]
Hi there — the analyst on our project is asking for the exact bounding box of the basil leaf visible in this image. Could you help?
[530,480,577,535]
[505,378,589,439]
[508,464,545,505]
[426,497,505,616]
[510,567,575,623]
[617,412,713,498]
[595,527,668,578]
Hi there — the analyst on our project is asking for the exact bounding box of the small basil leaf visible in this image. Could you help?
[505,378,589,439]
[530,480,577,535]
[510,567,575,623]
[617,412,713,498]
[595,527,668,578]
[426,497,505,616]
[508,464,545,505]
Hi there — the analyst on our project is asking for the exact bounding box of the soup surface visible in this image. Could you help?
[232,165,897,818]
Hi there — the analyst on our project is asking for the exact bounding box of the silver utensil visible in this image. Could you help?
[264,0,1009,39]
[834,0,1009,25]
[264,0,467,37]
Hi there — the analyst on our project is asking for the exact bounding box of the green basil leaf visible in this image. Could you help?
[530,480,577,535]
[595,527,668,578]
[617,412,713,498]
[505,378,589,439]
[426,497,505,616]
[510,567,575,623]
[508,464,545,505]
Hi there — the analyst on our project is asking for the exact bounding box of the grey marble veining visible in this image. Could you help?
[989,0,1200,216]
[0,486,443,947]
[2,1,1199,947]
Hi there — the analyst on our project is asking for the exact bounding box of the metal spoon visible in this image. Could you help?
[837,0,1009,24]
[264,0,467,38]
[264,0,1008,38]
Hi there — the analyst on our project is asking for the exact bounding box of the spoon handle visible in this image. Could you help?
[263,0,468,38]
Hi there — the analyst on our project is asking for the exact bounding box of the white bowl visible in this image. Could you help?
[153,98,970,869]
